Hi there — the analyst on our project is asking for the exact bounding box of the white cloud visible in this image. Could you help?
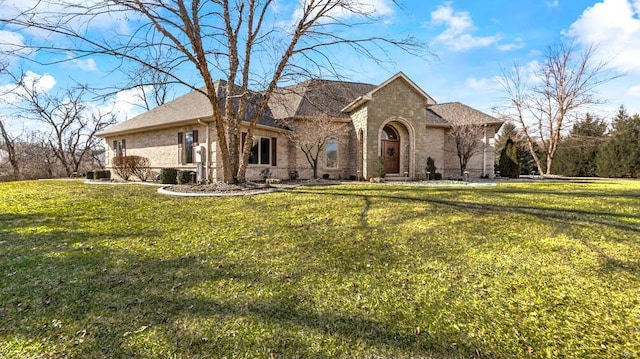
[102,87,149,123]
[465,76,497,90]
[289,0,394,27]
[566,0,640,73]
[4,0,131,38]
[546,0,560,8]
[629,85,640,96]
[0,30,27,63]
[429,3,501,51]
[0,71,57,104]
[497,38,525,51]
[70,57,98,72]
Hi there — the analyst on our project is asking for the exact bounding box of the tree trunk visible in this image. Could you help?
[313,158,318,179]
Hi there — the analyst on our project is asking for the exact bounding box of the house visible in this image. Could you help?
[98,72,503,182]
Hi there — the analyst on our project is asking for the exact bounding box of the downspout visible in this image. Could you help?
[482,124,488,177]
[197,119,211,183]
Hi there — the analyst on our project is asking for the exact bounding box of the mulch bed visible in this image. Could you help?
[164,181,272,194]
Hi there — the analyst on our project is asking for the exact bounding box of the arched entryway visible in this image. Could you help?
[381,125,400,174]
[378,119,414,178]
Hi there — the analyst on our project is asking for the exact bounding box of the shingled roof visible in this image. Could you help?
[426,102,502,127]
[98,75,501,137]
[98,81,282,136]
[269,79,376,119]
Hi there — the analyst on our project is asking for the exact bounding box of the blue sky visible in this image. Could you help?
[365,0,640,119]
[1,0,639,129]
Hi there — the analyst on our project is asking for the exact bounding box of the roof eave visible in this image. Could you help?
[426,123,451,128]
[341,96,370,113]
[97,117,213,138]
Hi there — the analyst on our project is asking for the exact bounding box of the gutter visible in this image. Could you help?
[197,119,212,183]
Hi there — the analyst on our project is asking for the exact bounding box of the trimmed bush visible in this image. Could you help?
[86,171,94,180]
[375,156,386,178]
[260,168,273,180]
[160,168,178,184]
[94,170,111,180]
[177,170,195,184]
[499,138,521,178]
[426,156,437,180]
[112,155,152,181]
[434,172,443,180]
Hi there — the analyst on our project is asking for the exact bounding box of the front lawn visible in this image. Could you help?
[1,180,639,358]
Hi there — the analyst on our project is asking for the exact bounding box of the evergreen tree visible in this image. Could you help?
[596,106,640,177]
[499,138,520,178]
[495,121,537,175]
[551,113,607,177]
[570,113,608,137]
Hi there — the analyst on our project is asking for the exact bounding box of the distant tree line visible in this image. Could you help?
[496,105,640,178]
[0,68,116,182]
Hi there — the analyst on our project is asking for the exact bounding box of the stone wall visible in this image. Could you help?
[286,119,353,180]
[423,127,446,179]
[105,125,204,172]
[359,77,429,179]
[443,124,499,179]
[105,123,295,182]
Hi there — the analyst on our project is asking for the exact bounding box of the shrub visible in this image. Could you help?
[177,170,195,184]
[499,138,520,178]
[289,170,299,180]
[434,172,442,180]
[131,158,153,182]
[86,171,94,180]
[94,170,111,180]
[426,156,437,180]
[159,168,178,184]
[260,168,273,180]
[112,156,152,181]
[375,156,386,178]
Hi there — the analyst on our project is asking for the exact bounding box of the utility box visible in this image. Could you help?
[194,145,205,163]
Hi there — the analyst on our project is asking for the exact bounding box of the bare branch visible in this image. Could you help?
[497,42,619,175]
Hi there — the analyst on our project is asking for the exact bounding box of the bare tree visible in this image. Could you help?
[0,61,22,180]
[1,0,426,183]
[120,51,176,111]
[8,74,117,176]
[448,122,483,177]
[498,42,617,175]
[0,119,21,180]
[283,117,348,179]
[28,131,59,178]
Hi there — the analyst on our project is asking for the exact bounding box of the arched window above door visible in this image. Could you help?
[381,125,399,140]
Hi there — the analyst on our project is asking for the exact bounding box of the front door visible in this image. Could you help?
[382,139,400,174]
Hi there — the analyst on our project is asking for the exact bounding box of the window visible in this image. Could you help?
[244,133,277,166]
[178,130,199,164]
[326,138,338,168]
[113,139,126,158]
[185,132,194,163]
[381,125,399,140]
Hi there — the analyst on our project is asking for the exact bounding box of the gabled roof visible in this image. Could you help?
[341,72,437,113]
[270,79,376,119]
[98,73,501,138]
[426,102,503,127]
[98,81,282,137]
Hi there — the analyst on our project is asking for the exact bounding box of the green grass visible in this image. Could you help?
[1,180,639,358]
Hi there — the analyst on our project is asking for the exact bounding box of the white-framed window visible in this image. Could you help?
[178,130,199,164]
[243,133,277,166]
[113,139,126,158]
[326,137,338,168]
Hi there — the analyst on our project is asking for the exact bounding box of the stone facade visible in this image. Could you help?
[100,72,502,182]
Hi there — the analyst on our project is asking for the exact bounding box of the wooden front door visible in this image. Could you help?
[382,139,400,174]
